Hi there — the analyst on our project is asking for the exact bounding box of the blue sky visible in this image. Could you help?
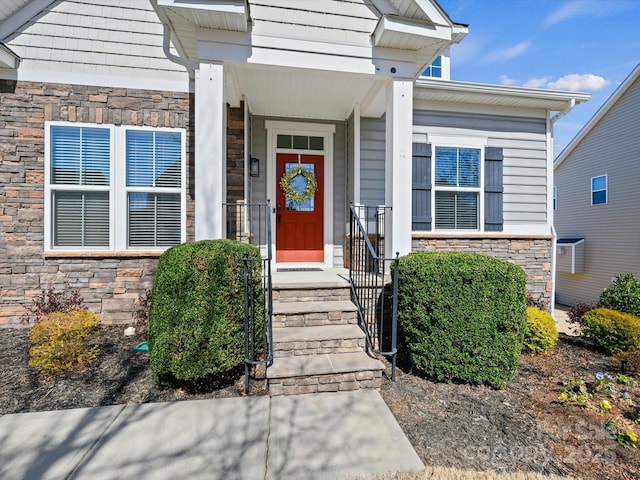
[437,0,640,157]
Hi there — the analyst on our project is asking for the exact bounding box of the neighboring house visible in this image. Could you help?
[554,64,640,306]
[0,0,589,325]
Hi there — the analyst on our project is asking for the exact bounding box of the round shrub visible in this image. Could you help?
[598,273,640,317]
[582,307,640,355]
[148,239,263,385]
[524,307,558,354]
[29,310,100,374]
[397,252,527,389]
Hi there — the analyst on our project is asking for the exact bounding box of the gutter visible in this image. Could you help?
[161,22,197,78]
[550,98,575,125]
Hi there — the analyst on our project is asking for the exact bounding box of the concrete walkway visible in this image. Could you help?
[0,390,424,480]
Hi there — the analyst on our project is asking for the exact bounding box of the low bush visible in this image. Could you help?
[397,252,527,389]
[582,308,640,355]
[598,273,640,317]
[526,293,547,310]
[29,310,100,374]
[148,239,263,385]
[524,307,558,354]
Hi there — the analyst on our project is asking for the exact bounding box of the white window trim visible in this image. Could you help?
[264,120,335,267]
[427,134,487,233]
[44,121,187,253]
[591,174,607,206]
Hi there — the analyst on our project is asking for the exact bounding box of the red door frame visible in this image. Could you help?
[275,153,324,262]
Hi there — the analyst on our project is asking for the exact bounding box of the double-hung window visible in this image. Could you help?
[591,175,607,205]
[46,122,185,251]
[434,146,481,230]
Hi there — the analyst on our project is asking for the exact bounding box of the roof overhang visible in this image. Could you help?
[156,0,249,32]
[415,78,591,111]
[0,42,19,69]
[373,14,456,49]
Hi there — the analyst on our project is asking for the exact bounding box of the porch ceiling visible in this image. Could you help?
[227,64,386,120]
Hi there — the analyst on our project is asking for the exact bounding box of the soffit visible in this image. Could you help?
[0,0,30,23]
[415,78,591,111]
[228,63,383,120]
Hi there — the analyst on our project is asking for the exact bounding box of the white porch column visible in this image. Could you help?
[385,78,413,258]
[195,62,226,240]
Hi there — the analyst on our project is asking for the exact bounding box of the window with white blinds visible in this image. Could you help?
[433,146,481,230]
[46,123,185,251]
[50,126,111,247]
[126,131,182,247]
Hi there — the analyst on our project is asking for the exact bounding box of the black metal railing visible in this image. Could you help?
[223,202,273,393]
[348,205,399,380]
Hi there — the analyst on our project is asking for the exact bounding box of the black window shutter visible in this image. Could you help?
[412,143,432,231]
[484,146,504,232]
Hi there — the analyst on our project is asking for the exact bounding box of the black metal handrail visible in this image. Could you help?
[223,201,273,393]
[348,205,399,380]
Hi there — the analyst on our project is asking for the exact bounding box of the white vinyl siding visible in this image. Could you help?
[45,122,186,252]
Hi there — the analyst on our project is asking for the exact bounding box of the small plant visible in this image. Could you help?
[567,302,595,327]
[557,379,590,407]
[599,273,640,317]
[29,310,100,374]
[582,308,640,354]
[526,293,547,310]
[628,406,640,424]
[605,419,638,448]
[22,286,86,324]
[599,399,612,412]
[524,307,558,354]
[616,373,638,387]
[134,289,152,326]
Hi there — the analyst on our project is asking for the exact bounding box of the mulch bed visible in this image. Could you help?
[1,327,639,479]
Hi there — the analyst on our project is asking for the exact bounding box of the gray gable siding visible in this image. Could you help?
[2,0,187,87]
[414,110,549,230]
[554,75,640,305]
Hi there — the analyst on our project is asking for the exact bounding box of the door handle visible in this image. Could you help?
[277,213,282,230]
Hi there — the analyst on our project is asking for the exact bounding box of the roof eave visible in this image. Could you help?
[415,77,591,110]
[0,42,20,69]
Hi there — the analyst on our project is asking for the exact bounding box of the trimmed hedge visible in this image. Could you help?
[397,252,527,389]
[524,307,558,354]
[582,307,640,355]
[148,239,263,385]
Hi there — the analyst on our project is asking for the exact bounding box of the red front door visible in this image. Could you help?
[276,153,324,262]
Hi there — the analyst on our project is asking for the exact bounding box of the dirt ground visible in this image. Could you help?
[1,327,639,479]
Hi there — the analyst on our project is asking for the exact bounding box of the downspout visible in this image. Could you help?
[161,22,197,78]
[548,98,577,316]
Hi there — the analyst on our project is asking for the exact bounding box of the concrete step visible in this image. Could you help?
[267,351,384,396]
[273,300,358,327]
[272,324,366,357]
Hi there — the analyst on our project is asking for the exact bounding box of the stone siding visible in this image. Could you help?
[0,79,200,325]
[412,236,553,310]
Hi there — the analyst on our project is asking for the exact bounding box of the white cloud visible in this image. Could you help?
[544,1,586,26]
[544,0,638,26]
[498,75,518,86]
[486,42,530,62]
[523,77,551,88]
[547,73,610,91]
